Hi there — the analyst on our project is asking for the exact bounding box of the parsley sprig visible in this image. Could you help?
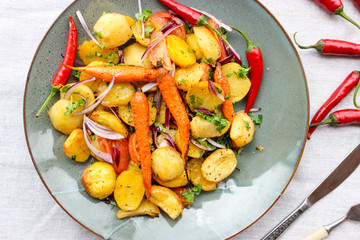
[135,10,152,22]
[181,184,202,204]
[64,96,86,116]
[195,110,230,133]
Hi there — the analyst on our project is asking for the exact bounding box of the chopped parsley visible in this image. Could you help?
[181,191,194,203]
[94,31,103,39]
[199,57,214,65]
[94,51,103,57]
[180,50,185,54]
[129,126,135,134]
[144,25,154,38]
[107,61,116,66]
[208,70,214,80]
[213,131,233,150]
[99,43,105,50]
[226,67,251,79]
[135,10,152,22]
[224,93,230,99]
[253,114,263,128]
[220,27,228,39]
[195,110,230,133]
[237,147,243,155]
[244,120,251,130]
[154,121,168,133]
[74,71,81,79]
[71,155,76,160]
[189,95,203,108]
[181,184,202,204]
[178,79,188,86]
[64,96,86,116]
[61,84,71,93]
[192,184,202,195]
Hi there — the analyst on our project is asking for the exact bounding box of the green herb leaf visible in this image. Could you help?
[74,71,81,79]
[99,43,105,50]
[144,25,155,38]
[195,110,230,133]
[237,147,243,155]
[94,31,103,39]
[224,93,230,99]
[154,121,168,133]
[213,131,233,149]
[86,54,94,59]
[253,114,263,128]
[61,84,71,93]
[189,95,203,108]
[71,155,76,160]
[234,67,251,79]
[244,120,251,130]
[94,51,102,57]
[208,70,214,80]
[135,10,152,22]
[178,79,188,86]
[64,97,86,116]
[199,57,213,65]
[220,27,228,39]
[181,191,194,203]
[107,61,116,66]
[192,184,202,195]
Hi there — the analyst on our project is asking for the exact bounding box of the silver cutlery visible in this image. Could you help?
[261,144,360,240]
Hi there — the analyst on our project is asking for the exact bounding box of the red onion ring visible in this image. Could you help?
[110,107,128,130]
[76,10,101,48]
[190,7,233,32]
[64,77,96,100]
[154,90,162,114]
[218,55,235,65]
[84,116,125,140]
[165,107,170,130]
[190,139,214,151]
[141,82,158,93]
[207,80,225,101]
[207,138,226,149]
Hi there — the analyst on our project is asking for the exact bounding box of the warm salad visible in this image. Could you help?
[38,0,263,220]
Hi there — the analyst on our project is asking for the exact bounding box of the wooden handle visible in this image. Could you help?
[302,226,329,240]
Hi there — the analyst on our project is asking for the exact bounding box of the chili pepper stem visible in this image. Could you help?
[309,118,333,127]
[354,78,360,109]
[337,10,360,30]
[230,25,258,52]
[36,86,59,117]
[293,32,324,52]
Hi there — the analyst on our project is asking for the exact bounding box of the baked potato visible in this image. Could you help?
[149,185,183,220]
[63,129,90,162]
[117,199,160,219]
[230,111,255,148]
[151,147,184,181]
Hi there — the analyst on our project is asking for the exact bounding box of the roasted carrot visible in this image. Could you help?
[200,62,211,82]
[131,92,152,200]
[64,65,158,82]
[156,66,190,164]
[214,63,235,122]
[129,133,140,164]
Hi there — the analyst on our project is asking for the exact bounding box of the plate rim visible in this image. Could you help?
[23,0,310,239]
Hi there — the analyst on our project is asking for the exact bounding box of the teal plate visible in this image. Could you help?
[24,0,309,239]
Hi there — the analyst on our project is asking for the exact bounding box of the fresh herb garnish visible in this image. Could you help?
[195,110,230,132]
[74,71,81,79]
[227,67,251,79]
[144,25,155,38]
[244,120,251,130]
[61,84,71,93]
[237,147,243,155]
[154,121,168,133]
[181,184,202,204]
[178,79,188,86]
[192,184,202,195]
[224,93,230,99]
[199,57,214,65]
[64,96,86,116]
[135,10,152,22]
[189,95,203,108]
[181,191,194,203]
[253,114,263,128]
[107,61,116,66]
[208,70,214,80]
[129,126,135,134]
[94,51,102,57]
[71,155,76,160]
[213,131,233,149]
[94,31,103,39]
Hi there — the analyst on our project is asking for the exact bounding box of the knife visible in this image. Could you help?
[261,144,360,240]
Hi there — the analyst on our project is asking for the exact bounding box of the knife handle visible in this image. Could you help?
[301,227,329,240]
[261,201,309,240]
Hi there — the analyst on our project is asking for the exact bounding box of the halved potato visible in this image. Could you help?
[150,185,183,220]
[117,199,160,219]
[193,26,221,64]
[114,170,145,211]
[174,63,203,91]
[151,147,184,181]
[60,84,95,105]
[186,81,224,111]
[201,149,237,183]
[221,63,251,103]
[188,158,217,191]
[190,115,230,138]
[90,110,128,137]
[78,40,120,65]
[98,82,135,107]
[131,20,151,47]
[166,35,196,67]
[123,43,153,68]
[230,111,255,148]
[63,129,90,162]
[153,170,188,188]
[186,33,204,60]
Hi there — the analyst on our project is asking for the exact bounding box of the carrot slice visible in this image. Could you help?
[214,63,235,122]
[129,133,140,164]
[131,92,152,199]
[156,67,190,164]
[64,65,158,82]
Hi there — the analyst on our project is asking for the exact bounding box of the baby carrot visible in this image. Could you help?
[131,92,152,200]
[214,63,235,122]
[156,65,190,164]
[64,65,158,82]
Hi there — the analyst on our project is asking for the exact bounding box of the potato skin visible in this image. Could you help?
[174,63,203,91]
[186,34,204,60]
[117,199,160,219]
[150,185,183,220]
[99,82,135,107]
[190,115,230,138]
[114,170,145,211]
[201,149,237,183]
[230,111,255,148]
[193,26,221,64]
[151,147,184,182]
[90,110,129,137]
[93,13,133,48]
[123,43,153,68]
[48,99,83,135]
[188,158,217,191]
[63,129,90,162]
[60,84,95,104]
[153,170,188,188]
[166,35,196,67]
[81,162,116,199]
[78,40,120,65]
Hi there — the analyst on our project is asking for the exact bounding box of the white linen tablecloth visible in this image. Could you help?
[1,0,359,239]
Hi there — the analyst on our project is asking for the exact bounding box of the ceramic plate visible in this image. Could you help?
[24,0,309,239]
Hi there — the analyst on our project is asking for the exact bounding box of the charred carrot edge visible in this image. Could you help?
[207,19,228,61]
[156,66,190,164]
[131,92,152,200]
[64,65,158,82]
[200,62,211,82]
[129,133,140,164]
[214,63,235,122]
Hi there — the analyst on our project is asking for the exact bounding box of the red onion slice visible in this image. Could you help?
[112,145,120,166]
[190,139,214,151]
[64,77,96,100]
[83,121,113,164]
[190,7,233,32]
[218,55,235,65]
[227,43,242,65]
[208,80,225,102]
[161,21,176,33]
[141,82,158,93]
[194,107,213,115]
[169,63,176,78]
[110,107,128,130]
[153,90,162,114]
[207,138,226,149]
[164,107,170,130]
[141,23,183,62]
[119,50,124,64]
[84,116,125,140]
[153,126,180,153]
[151,127,159,149]
[75,74,117,116]
[76,10,101,48]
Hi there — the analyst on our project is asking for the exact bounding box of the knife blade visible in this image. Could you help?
[261,144,360,240]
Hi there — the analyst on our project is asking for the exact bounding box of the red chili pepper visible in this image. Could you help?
[308,71,360,139]
[353,0,360,9]
[158,0,201,25]
[313,0,360,29]
[309,109,360,127]
[294,33,360,56]
[231,26,263,114]
[36,15,77,117]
